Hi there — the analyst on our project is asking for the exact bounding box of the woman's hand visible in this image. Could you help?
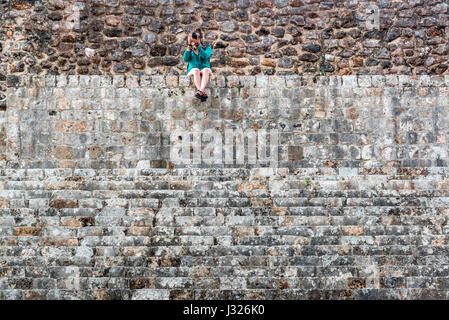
[187,34,192,45]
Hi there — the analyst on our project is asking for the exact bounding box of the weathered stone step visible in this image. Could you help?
[1,167,448,176]
[1,288,448,300]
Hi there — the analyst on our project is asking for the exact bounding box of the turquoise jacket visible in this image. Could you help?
[183,45,212,75]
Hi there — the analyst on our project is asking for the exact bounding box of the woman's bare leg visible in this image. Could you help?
[199,69,211,92]
[191,68,202,91]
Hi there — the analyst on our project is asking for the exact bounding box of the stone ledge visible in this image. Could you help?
[2,167,449,178]
[6,74,449,88]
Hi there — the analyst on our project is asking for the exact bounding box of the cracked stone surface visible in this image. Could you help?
[1,75,449,299]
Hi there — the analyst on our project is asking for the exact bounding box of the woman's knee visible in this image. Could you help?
[200,69,211,78]
[192,68,201,76]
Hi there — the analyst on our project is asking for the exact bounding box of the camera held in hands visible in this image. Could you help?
[191,32,201,48]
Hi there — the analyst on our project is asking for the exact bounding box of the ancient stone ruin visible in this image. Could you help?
[1,0,449,300]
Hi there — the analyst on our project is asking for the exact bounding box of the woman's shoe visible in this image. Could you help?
[195,90,202,100]
[200,91,208,102]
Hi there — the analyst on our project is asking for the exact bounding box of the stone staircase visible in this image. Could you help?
[1,166,449,299]
[2,75,449,299]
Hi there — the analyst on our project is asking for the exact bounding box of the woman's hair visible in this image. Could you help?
[193,28,214,49]
[193,28,203,40]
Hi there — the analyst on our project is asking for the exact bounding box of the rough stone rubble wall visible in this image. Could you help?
[2,75,449,299]
[1,0,449,79]
[2,0,449,111]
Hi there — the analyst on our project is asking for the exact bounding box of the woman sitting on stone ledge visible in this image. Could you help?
[182,29,213,102]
